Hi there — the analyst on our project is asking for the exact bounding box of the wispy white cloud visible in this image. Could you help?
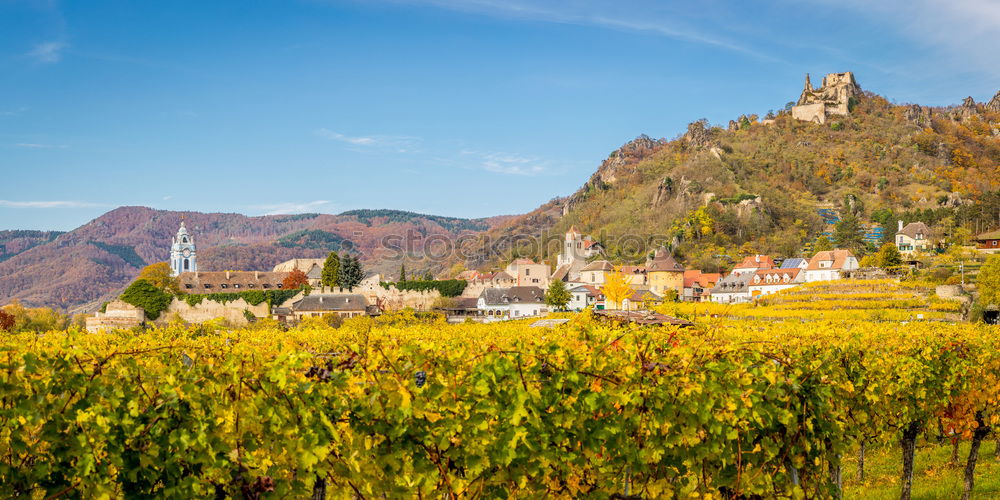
[162,195,173,201]
[14,143,68,149]
[315,128,422,153]
[463,150,552,176]
[808,0,1000,81]
[375,0,780,61]
[0,107,28,117]
[0,200,103,209]
[26,41,68,64]
[253,200,334,215]
[315,128,377,145]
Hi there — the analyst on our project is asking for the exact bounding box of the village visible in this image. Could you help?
[85,215,996,332]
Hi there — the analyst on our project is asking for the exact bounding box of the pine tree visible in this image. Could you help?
[399,263,407,282]
[338,255,365,291]
[833,214,866,254]
[321,251,340,288]
[544,279,571,311]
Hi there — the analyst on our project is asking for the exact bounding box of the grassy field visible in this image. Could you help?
[843,440,1000,499]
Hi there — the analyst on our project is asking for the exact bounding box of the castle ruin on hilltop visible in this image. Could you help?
[791,72,862,124]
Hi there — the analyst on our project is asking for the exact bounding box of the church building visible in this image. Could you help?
[170,222,197,276]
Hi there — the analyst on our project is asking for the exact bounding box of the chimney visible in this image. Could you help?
[254,271,259,280]
[898,220,904,231]
[226,270,231,279]
[319,296,323,303]
[755,255,760,263]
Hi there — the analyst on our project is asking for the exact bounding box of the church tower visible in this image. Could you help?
[170,221,197,276]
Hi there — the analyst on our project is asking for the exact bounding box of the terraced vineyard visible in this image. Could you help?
[659,279,967,322]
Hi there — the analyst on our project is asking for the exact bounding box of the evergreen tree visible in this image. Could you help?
[544,279,571,311]
[321,251,340,288]
[338,255,365,291]
[399,263,407,282]
[423,270,433,281]
[833,214,866,254]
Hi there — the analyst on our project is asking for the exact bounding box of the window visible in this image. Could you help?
[185,284,193,289]
[204,284,212,289]
[182,237,188,243]
[263,284,271,289]
[525,269,530,276]
[221,284,228,289]
[234,284,241,289]
[277,284,283,288]
[183,258,190,271]
[247,284,256,288]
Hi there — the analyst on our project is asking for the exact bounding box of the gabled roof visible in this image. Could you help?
[976,230,1000,241]
[581,260,614,272]
[779,258,808,269]
[807,249,856,270]
[620,265,647,275]
[897,222,931,239]
[550,264,572,282]
[753,268,801,282]
[733,255,775,271]
[569,284,603,298]
[479,286,546,305]
[292,294,368,312]
[683,270,721,288]
[647,248,684,272]
[711,271,755,293]
[178,271,289,290]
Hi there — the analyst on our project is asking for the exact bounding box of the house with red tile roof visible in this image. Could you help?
[803,249,859,282]
[748,268,804,298]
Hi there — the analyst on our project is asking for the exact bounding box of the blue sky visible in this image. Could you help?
[2,0,999,231]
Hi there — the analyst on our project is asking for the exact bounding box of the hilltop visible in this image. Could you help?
[455,80,1000,272]
[0,207,505,311]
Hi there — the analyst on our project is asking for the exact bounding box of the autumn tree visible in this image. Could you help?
[544,279,571,311]
[321,251,340,288]
[137,262,180,294]
[976,255,1000,308]
[120,279,172,321]
[603,266,634,311]
[875,242,902,268]
[281,269,310,290]
[812,236,834,256]
[0,309,14,332]
[338,255,365,291]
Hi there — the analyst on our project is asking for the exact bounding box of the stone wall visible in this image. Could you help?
[314,284,440,311]
[791,102,826,124]
[161,293,303,325]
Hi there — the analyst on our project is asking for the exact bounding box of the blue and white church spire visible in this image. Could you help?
[170,221,197,276]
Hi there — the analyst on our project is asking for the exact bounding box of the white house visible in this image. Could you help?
[748,268,804,299]
[477,286,548,319]
[803,249,859,282]
[568,284,603,311]
[895,221,933,258]
[710,272,755,304]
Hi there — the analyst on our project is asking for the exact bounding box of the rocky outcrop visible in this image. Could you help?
[987,90,1000,113]
[585,135,666,187]
[684,120,711,148]
[903,104,930,126]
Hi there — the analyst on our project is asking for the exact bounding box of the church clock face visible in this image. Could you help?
[183,249,191,258]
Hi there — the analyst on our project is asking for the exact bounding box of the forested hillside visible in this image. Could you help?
[458,91,1000,272]
[0,207,502,312]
